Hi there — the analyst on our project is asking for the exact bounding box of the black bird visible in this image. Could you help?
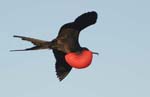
[11,11,98,81]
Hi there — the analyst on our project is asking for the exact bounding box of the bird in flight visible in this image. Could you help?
[11,11,98,81]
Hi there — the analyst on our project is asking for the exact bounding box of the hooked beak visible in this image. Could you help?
[92,52,99,55]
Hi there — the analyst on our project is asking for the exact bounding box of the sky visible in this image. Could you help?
[0,0,150,97]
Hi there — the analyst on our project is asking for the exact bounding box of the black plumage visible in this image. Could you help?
[11,11,98,81]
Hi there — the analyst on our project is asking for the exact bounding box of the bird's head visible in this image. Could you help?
[81,47,99,55]
[65,47,99,69]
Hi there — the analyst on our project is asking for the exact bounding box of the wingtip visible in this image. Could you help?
[90,11,97,15]
[57,75,64,82]
[58,78,63,82]
[86,11,98,17]
[90,11,98,21]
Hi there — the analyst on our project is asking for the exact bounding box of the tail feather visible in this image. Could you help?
[11,35,51,51]
[10,46,43,52]
[13,35,49,46]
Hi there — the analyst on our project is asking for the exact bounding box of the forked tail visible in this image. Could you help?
[10,35,51,51]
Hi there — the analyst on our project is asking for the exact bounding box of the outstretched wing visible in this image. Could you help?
[52,50,72,81]
[57,11,97,38]
[54,11,97,52]
[74,11,97,31]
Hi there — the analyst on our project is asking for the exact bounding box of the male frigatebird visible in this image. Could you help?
[11,11,98,81]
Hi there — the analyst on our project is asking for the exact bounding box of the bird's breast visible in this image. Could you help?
[65,50,93,69]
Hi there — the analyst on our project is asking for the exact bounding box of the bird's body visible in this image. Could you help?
[11,11,98,81]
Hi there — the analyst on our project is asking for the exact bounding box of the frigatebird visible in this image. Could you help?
[11,11,98,81]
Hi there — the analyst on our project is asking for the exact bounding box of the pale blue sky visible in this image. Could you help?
[0,0,150,97]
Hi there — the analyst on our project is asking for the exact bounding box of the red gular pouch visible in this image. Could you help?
[65,50,93,69]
